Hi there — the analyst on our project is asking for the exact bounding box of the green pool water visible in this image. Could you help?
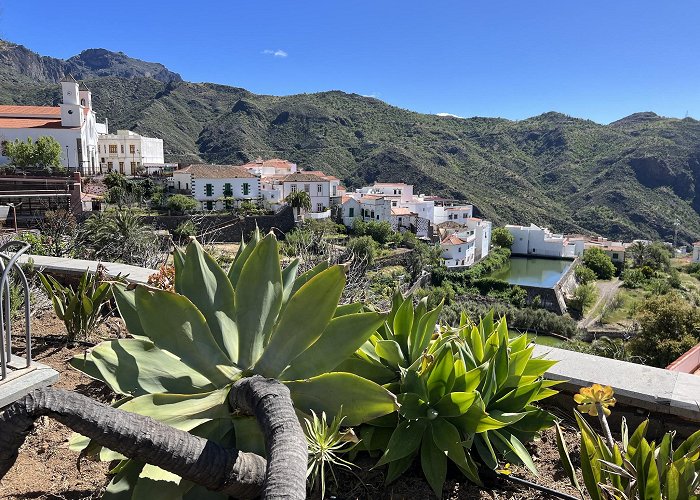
[490,257,572,288]
[526,333,566,348]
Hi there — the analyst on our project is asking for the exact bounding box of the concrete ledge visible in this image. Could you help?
[18,254,155,285]
[0,357,59,408]
[534,345,700,423]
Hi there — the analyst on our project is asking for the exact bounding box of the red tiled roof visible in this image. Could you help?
[446,206,472,211]
[0,117,74,129]
[178,164,258,179]
[391,207,414,216]
[359,194,384,200]
[441,234,469,245]
[283,172,330,182]
[0,105,61,116]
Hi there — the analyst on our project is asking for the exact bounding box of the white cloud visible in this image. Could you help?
[262,49,288,58]
[436,112,464,119]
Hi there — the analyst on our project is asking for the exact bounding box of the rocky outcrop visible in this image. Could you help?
[0,40,181,84]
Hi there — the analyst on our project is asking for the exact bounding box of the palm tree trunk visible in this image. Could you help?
[0,376,307,500]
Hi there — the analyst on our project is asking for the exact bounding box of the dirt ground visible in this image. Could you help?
[0,312,585,499]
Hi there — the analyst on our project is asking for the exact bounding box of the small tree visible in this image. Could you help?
[574,265,596,285]
[167,194,198,214]
[571,283,598,312]
[4,138,36,168]
[353,219,393,244]
[4,136,63,170]
[582,247,616,280]
[104,171,128,190]
[491,227,514,248]
[630,292,700,367]
[287,191,312,213]
[34,136,62,169]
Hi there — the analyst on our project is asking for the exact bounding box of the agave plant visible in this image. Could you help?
[557,389,700,500]
[66,230,397,498]
[349,303,559,497]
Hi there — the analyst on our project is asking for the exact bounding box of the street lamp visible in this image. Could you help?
[65,145,70,170]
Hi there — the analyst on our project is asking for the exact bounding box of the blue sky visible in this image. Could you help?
[0,0,698,123]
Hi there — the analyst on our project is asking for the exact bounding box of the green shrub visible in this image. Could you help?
[574,265,596,285]
[68,233,396,497]
[667,268,682,289]
[491,227,514,248]
[432,247,511,286]
[629,292,700,367]
[571,283,598,312]
[346,236,378,265]
[39,270,114,342]
[582,247,616,280]
[621,267,645,288]
[167,194,198,214]
[352,219,394,244]
[173,220,196,240]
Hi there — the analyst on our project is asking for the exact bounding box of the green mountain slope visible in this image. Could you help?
[1,43,699,244]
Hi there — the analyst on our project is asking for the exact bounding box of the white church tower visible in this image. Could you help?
[60,75,84,128]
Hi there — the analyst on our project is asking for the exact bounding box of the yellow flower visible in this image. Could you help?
[573,384,616,416]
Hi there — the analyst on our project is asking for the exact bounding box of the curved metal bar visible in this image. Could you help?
[0,241,31,381]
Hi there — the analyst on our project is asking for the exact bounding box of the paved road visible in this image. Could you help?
[578,278,622,329]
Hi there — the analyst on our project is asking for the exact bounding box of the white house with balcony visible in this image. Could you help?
[507,223,576,258]
[97,129,164,175]
[441,231,476,268]
[0,76,107,175]
[693,242,700,263]
[172,164,260,211]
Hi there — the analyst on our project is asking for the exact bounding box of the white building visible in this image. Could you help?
[464,218,492,261]
[441,231,476,268]
[98,130,164,175]
[241,158,297,176]
[433,205,474,225]
[693,242,700,263]
[0,76,107,175]
[261,171,341,219]
[507,223,576,258]
[172,164,260,211]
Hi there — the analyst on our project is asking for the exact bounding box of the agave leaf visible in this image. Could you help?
[68,351,104,381]
[280,258,300,305]
[112,285,147,340]
[474,433,499,470]
[226,228,260,289]
[375,420,426,467]
[391,297,414,355]
[289,261,329,297]
[235,234,283,369]
[421,425,447,498]
[88,339,218,396]
[434,391,478,418]
[522,358,557,377]
[179,240,238,361]
[409,301,443,362]
[334,303,364,317]
[285,372,398,426]
[491,381,544,413]
[577,416,604,500]
[255,265,344,377]
[431,418,482,486]
[103,460,145,499]
[135,287,238,386]
[334,357,396,385]
[426,346,455,404]
[281,311,386,380]
[492,430,538,476]
[375,339,406,368]
[397,393,430,420]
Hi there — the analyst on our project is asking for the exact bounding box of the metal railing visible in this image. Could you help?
[0,241,31,381]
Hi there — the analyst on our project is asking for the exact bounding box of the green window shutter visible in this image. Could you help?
[205,184,213,196]
[243,183,249,195]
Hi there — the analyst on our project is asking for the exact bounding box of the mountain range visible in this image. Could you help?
[1,39,699,245]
